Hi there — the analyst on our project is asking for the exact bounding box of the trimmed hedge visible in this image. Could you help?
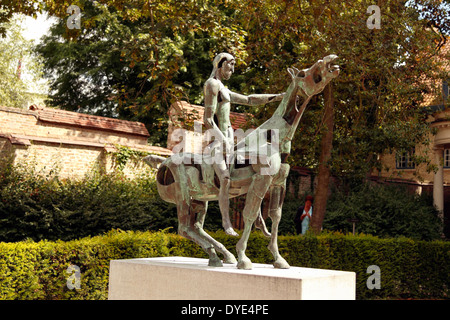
[0,229,448,300]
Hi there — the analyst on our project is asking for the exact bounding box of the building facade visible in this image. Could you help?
[376,41,450,235]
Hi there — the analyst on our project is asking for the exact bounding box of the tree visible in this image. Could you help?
[35,0,248,145]
[6,0,450,233]
[407,0,450,38]
[0,14,45,108]
[35,3,139,117]
[323,182,442,240]
[310,83,334,233]
[231,0,450,231]
[0,2,45,35]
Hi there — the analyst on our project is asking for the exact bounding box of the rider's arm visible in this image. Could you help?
[229,92,284,106]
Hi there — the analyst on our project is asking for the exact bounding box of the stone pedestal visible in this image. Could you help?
[108,257,356,300]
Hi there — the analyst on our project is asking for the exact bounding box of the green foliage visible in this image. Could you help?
[259,0,449,179]
[0,229,177,300]
[1,0,449,176]
[323,182,443,240]
[0,230,448,300]
[110,145,151,171]
[280,231,450,299]
[0,241,42,299]
[0,161,227,242]
[35,0,248,145]
[35,2,135,117]
[0,161,179,242]
[31,0,450,178]
[3,157,438,242]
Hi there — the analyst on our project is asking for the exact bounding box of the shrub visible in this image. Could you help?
[0,230,448,300]
[0,163,168,241]
[323,183,443,240]
[0,162,226,242]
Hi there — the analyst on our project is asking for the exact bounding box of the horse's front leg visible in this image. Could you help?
[236,174,272,270]
[267,163,290,269]
[193,200,237,264]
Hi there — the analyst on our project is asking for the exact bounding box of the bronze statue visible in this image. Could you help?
[203,53,284,237]
[144,55,339,270]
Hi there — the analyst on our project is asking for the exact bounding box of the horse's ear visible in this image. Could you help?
[287,68,297,80]
[288,67,302,79]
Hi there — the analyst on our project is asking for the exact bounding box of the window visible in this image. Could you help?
[396,148,415,169]
[444,149,450,168]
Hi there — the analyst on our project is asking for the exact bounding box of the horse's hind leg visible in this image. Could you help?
[192,200,237,264]
[267,164,290,269]
[236,174,272,270]
[176,200,223,267]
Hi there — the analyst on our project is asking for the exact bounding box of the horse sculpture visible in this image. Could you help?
[144,55,340,270]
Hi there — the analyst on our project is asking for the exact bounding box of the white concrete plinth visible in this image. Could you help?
[108,257,356,300]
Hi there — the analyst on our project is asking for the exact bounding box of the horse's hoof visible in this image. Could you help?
[225,227,239,237]
[255,222,271,238]
[273,258,290,269]
[237,258,253,270]
[261,230,271,238]
[223,254,237,264]
[208,257,223,267]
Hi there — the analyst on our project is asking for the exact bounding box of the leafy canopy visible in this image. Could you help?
[6,0,450,177]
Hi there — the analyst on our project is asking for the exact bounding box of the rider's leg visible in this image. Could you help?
[214,160,238,236]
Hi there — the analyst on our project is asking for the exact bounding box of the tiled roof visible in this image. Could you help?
[29,105,150,137]
[169,101,252,130]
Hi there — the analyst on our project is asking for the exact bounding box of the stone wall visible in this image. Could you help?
[0,106,170,179]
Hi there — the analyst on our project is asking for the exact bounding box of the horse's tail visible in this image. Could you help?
[143,154,167,168]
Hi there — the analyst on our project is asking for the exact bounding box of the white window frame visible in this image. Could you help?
[444,149,450,168]
[396,148,415,169]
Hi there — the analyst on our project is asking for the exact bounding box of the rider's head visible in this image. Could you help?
[211,53,235,80]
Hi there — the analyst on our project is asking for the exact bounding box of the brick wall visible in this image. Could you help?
[0,106,170,179]
[13,142,105,177]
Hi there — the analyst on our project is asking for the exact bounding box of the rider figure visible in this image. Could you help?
[203,53,284,236]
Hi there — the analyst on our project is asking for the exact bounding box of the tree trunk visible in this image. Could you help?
[311,83,334,233]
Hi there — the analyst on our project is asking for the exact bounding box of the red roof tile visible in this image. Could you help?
[170,101,252,130]
[29,105,150,137]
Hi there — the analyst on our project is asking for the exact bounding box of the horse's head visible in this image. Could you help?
[289,55,340,97]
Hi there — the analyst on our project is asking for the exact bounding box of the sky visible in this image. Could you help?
[21,12,57,43]
[18,12,57,95]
